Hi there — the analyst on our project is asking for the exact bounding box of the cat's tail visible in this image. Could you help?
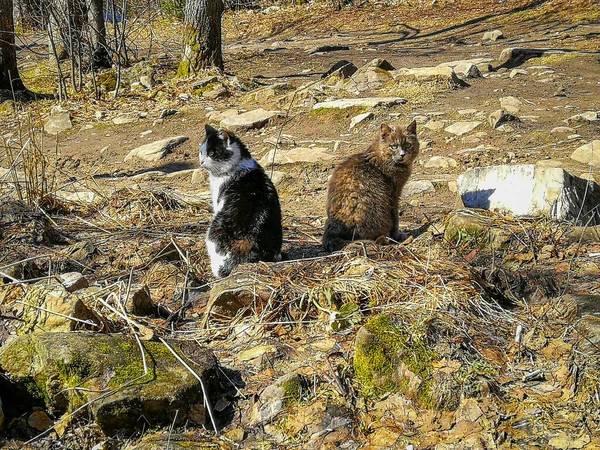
[323,219,355,253]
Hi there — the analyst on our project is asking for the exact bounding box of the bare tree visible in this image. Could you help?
[88,0,111,68]
[0,0,26,92]
[178,0,224,76]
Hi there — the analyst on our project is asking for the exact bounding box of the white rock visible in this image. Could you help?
[124,136,189,162]
[509,69,528,78]
[402,180,435,197]
[44,107,72,135]
[570,140,600,167]
[112,114,138,125]
[565,111,599,125]
[269,171,291,185]
[457,164,600,224]
[444,121,482,136]
[206,109,239,123]
[349,112,374,129]
[425,156,458,169]
[423,120,445,131]
[550,126,575,134]
[392,66,463,85]
[483,29,504,41]
[220,109,279,130]
[55,190,101,205]
[500,96,523,114]
[313,97,405,110]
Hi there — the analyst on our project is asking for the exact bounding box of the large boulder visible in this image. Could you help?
[342,58,395,93]
[457,164,600,225]
[0,333,220,434]
[124,136,189,162]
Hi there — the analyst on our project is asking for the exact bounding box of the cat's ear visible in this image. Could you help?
[406,120,417,135]
[219,129,230,143]
[380,123,393,139]
[205,124,218,136]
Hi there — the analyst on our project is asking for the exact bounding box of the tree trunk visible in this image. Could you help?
[178,0,224,76]
[88,0,111,68]
[0,0,26,91]
[48,0,85,62]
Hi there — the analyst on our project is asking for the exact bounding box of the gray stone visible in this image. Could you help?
[457,164,600,225]
[203,84,229,100]
[349,112,374,129]
[260,147,335,166]
[500,96,523,114]
[495,48,547,69]
[253,372,307,424]
[344,59,394,93]
[570,140,600,167]
[424,156,458,169]
[489,109,520,129]
[453,62,481,79]
[44,107,72,135]
[313,97,405,110]
[483,29,504,41]
[0,333,219,434]
[565,111,600,125]
[160,109,179,119]
[124,136,189,162]
[58,272,89,292]
[220,108,279,130]
[444,121,482,136]
[402,180,435,197]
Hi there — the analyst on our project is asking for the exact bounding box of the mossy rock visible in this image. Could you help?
[252,372,308,424]
[353,315,436,404]
[444,209,512,250]
[0,333,220,434]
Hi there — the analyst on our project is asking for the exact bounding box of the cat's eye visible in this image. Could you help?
[403,142,411,150]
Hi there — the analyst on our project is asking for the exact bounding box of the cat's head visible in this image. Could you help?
[378,121,419,166]
[200,124,251,175]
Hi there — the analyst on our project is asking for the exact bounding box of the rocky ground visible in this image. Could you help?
[1,0,600,448]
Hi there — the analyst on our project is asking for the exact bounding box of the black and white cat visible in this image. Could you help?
[200,124,283,278]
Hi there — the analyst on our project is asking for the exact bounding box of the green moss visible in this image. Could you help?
[354,315,436,404]
[193,82,219,97]
[526,53,581,67]
[96,71,118,91]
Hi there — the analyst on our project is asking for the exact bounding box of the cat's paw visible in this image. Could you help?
[390,231,410,243]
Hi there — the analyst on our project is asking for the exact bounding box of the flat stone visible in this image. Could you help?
[124,136,189,162]
[112,114,139,125]
[424,156,458,169]
[423,120,445,131]
[551,126,575,134]
[457,164,600,225]
[500,96,523,114]
[444,121,482,136]
[55,190,101,205]
[313,97,405,110]
[392,66,465,86]
[509,69,528,78]
[58,272,89,292]
[349,112,374,129]
[571,140,600,167]
[28,410,53,431]
[203,84,229,100]
[402,180,435,197]
[220,108,279,130]
[483,29,504,41]
[44,107,72,135]
[206,109,239,123]
[489,109,520,129]
[260,147,335,166]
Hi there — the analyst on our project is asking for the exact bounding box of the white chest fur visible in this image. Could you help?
[209,173,230,215]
